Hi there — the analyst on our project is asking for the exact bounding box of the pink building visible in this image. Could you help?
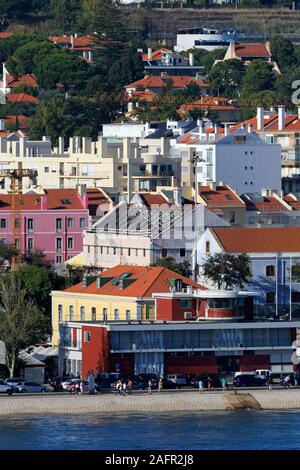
[0,189,89,265]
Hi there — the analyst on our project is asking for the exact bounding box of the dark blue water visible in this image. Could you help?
[0,411,299,450]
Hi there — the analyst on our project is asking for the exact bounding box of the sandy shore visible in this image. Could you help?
[0,390,299,415]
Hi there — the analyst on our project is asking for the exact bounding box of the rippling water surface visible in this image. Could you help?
[0,411,299,450]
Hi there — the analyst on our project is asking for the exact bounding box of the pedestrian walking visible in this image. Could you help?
[283,375,291,389]
[87,370,95,395]
[198,379,204,392]
[80,380,84,395]
[75,381,81,395]
[122,381,127,395]
[221,377,227,391]
[158,377,163,393]
[116,380,122,394]
[266,379,272,390]
[148,379,152,394]
[207,376,212,390]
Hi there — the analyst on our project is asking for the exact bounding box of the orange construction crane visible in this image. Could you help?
[0,165,37,270]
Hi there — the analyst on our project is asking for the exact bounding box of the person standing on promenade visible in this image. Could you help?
[283,375,291,389]
[207,376,212,390]
[127,379,133,394]
[148,379,152,394]
[88,371,95,395]
[198,379,204,392]
[80,379,84,395]
[122,380,127,395]
[158,377,163,392]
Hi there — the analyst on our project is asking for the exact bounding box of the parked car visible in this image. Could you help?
[233,374,268,387]
[95,373,122,391]
[165,374,187,387]
[5,378,23,391]
[65,379,89,392]
[138,374,159,388]
[192,374,222,389]
[162,378,177,389]
[0,379,13,395]
[16,381,47,393]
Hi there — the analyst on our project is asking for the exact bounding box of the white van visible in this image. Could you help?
[165,374,187,386]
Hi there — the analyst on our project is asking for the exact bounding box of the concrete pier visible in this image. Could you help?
[0,390,299,415]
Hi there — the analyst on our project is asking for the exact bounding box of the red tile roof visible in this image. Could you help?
[64,265,204,298]
[126,75,208,90]
[86,188,112,215]
[231,113,300,133]
[199,185,245,208]
[212,227,300,253]
[6,93,39,104]
[0,32,13,40]
[141,48,188,62]
[233,43,270,58]
[5,115,29,128]
[283,194,300,210]
[139,194,170,207]
[241,195,288,212]
[8,74,38,88]
[0,189,86,211]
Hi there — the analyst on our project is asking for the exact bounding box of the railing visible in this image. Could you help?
[132,170,174,177]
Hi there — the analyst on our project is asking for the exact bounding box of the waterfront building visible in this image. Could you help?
[197,226,300,320]
[52,265,298,377]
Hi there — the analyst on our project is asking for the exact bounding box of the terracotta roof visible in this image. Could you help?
[139,194,170,208]
[0,189,86,211]
[6,93,39,104]
[0,32,13,40]
[5,115,29,128]
[233,43,270,58]
[85,188,112,215]
[142,48,187,62]
[178,97,238,116]
[212,227,300,253]
[8,74,38,88]
[126,75,208,90]
[64,265,204,298]
[241,195,288,212]
[283,194,300,210]
[231,113,300,133]
[199,185,245,208]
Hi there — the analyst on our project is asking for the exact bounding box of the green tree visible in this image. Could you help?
[11,40,55,75]
[29,97,65,144]
[151,256,192,278]
[0,273,47,377]
[10,84,38,96]
[241,60,274,96]
[208,59,244,97]
[202,253,252,290]
[51,0,80,33]
[0,241,19,271]
[80,0,125,40]
[270,36,297,72]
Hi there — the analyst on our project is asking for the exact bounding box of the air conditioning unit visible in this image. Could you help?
[184,312,193,320]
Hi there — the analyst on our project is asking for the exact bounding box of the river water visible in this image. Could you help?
[0,410,299,450]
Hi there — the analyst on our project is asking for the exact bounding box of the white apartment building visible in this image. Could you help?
[83,199,229,269]
[176,126,281,196]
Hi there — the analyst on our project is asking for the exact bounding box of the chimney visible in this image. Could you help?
[208,182,216,190]
[147,48,152,60]
[0,119,5,131]
[298,107,300,120]
[278,105,285,130]
[247,123,253,133]
[128,102,134,113]
[58,137,64,154]
[74,32,78,38]
[224,123,229,136]
[70,35,74,49]
[198,120,203,136]
[40,195,48,211]
[189,52,194,66]
[257,106,264,131]
[214,123,218,134]
[96,277,101,289]
[241,122,245,130]
[88,51,92,62]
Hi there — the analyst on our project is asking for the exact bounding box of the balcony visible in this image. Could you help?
[132,170,174,177]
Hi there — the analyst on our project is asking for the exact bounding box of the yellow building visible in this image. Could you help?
[51,264,198,346]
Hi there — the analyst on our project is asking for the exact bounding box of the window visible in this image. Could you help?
[67,218,73,228]
[114,309,120,320]
[79,218,85,228]
[56,255,62,264]
[205,241,210,254]
[292,291,300,303]
[103,308,108,322]
[100,246,103,255]
[44,167,49,173]
[67,237,73,249]
[135,248,138,256]
[56,238,62,252]
[128,248,131,256]
[229,211,236,224]
[143,249,146,257]
[80,306,85,321]
[58,305,63,322]
[84,331,91,343]
[27,218,34,232]
[0,218,6,229]
[56,218,62,232]
[245,166,248,170]
[91,307,96,321]
[113,247,116,255]
[266,292,275,304]
[126,310,131,321]
[266,265,275,277]
[162,248,168,257]
[179,299,192,308]
[180,248,186,257]
[69,305,74,321]
[61,199,72,205]
[27,238,34,251]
